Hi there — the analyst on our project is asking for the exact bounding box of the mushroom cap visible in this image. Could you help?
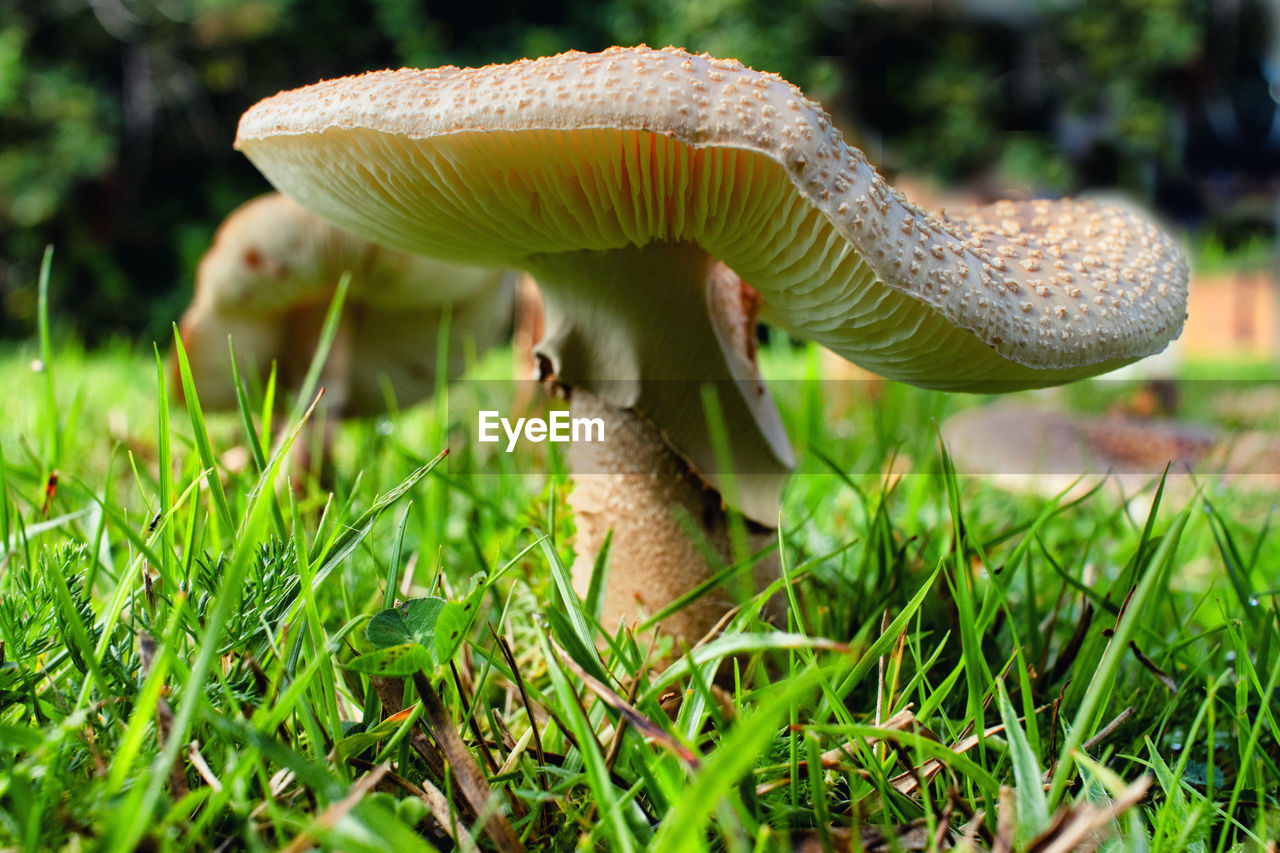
[236,46,1188,391]
[943,403,1218,475]
[176,192,514,413]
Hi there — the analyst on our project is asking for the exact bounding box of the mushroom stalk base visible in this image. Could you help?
[566,389,781,642]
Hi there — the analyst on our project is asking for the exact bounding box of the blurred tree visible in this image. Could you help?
[1055,0,1202,190]
[1,10,119,336]
[1,0,395,342]
[836,0,1205,199]
[0,0,1270,344]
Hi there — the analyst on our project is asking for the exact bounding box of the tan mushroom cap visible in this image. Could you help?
[236,46,1188,390]
[176,192,514,414]
[941,402,1280,501]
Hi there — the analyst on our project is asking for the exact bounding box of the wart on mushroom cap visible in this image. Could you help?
[234,46,1188,641]
[176,192,515,416]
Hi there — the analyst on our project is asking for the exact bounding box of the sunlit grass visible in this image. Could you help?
[1,256,1278,850]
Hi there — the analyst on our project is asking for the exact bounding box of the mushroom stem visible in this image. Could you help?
[527,241,795,526]
[566,389,781,640]
[525,241,795,640]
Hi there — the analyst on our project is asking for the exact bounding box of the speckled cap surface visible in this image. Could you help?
[236,45,1188,390]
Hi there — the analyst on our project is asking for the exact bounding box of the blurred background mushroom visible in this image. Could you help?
[940,401,1280,502]
[173,192,517,483]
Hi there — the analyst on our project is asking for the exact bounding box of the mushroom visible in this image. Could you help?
[941,402,1280,501]
[234,47,1188,641]
[175,192,515,473]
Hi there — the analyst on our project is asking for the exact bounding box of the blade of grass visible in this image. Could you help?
[647,630,849,700]
[410,670,522,852]
[826,565,943,708]
[302,451,445,593]
[0,509,93,557]
[803,734,834,853]
[287,272,350,428]
[229,341,288,539]
[1203,491,1264,630]
[152,345,177,585]
[996,681,1048,844]
[1047,499,1191,806]
[43,549,112,705]
[583,529,612,624]
[0,438,9,551]
[538,532,605,676]
[36,246,61,472]
[700,383,750,567]
[936,429,994,761]
[90,473,205,674]
[261,360,278,447]
[538,627,636,853]
[652,665,824,850]
[291,496,344,751]
[104,594,189,793]
[170,325,235,540]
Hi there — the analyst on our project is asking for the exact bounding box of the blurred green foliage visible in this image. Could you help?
[1058,0,1203,178]
[0,0,1261,344]
[839,0,1208,193]
[0,29,114,229]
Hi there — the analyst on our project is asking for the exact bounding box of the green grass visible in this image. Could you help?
[1,271,1279,850]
